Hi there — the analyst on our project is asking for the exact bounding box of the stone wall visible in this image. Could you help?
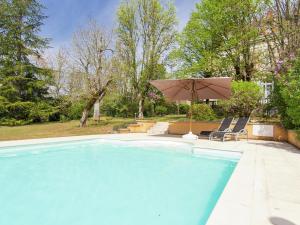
[287,130,300,149]
[168,121,288,141]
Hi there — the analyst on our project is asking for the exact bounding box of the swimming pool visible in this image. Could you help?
[0,139,239,225]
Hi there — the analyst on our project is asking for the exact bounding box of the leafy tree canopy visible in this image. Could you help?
[170,0,262,80]
[0,0,50,103]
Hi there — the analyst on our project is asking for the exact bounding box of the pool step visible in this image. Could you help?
[147,122,169,135]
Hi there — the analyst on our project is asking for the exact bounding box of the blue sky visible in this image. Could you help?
[40,0,199,49]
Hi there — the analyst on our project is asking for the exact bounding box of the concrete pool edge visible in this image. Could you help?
[0,134,197,148]
[1,133,300,225]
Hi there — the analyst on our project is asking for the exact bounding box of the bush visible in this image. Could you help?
[101,98,118,117]
[0,100,58,125]
[67,101,86,120]
[276,57,300,129]
[102,95,138,118]
[0,118,32,126]
[218,81,263,117]
[189,104,216,121]
[179,103,190,114]
[155,106,168,116]
[29,102,58,123]
[0,97,8,118]
[6,101,34,120]
[165,102,177,114]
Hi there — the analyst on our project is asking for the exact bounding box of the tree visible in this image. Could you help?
[45,48,69,98]
[0,0,55,125]
[0,0,52,124]
[116,0,177,118]
[274,57,300,129]
[172,0,262,81]
[260,1,300,128]
[260,0,300,74]
[70,20,114,127]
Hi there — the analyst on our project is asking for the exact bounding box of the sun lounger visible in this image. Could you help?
[199,117,234,137]
[210,117,250,142]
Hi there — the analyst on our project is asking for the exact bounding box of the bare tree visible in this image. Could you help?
[71,20,114,127]
[46,48,69,98]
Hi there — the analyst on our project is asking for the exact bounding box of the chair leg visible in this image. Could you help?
[222,134,225,142]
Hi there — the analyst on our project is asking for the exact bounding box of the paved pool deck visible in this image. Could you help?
[0,133,299,225]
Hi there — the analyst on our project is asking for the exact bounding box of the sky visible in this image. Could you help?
[39,0,199,50]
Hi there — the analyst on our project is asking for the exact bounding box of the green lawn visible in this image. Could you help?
[0,117,134,141]
[0,115,187,141]
[143,114,187,122]
[0,114,281,141]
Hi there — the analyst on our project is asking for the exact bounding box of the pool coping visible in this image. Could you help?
[1,133,300,225]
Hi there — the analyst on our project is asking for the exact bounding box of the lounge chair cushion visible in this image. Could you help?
[200,131,213,136]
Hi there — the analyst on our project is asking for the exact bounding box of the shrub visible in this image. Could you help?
[155,105,168,116]
[29,102,58,123]
[276,57,300,129]
[218,81,263,117]
[143,100,155,117]
[67,101,86,120]
[189,104,216,121]
[165,102,178,114]
[0,97,8,118]
[54,97,72,120]
[101,99,118,117]
[0,118,32,126]
[101,95,139,118]
[6,101,34,120]
[179,103,190,114]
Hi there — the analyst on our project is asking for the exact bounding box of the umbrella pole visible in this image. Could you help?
[189,102,193,132]
[189,80,195,133]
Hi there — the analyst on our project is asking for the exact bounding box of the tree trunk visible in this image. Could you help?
[138,94,144,119]
[234,57,242,80]
[245,63,254,81]
[80,96,99,127]
[80,108,91,127]
[93,98,100,121]
[80,80,112,127]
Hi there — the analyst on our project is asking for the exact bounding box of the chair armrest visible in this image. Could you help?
[238,129,248,135]
[223,128,232,132]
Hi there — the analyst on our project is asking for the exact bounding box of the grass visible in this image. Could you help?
[2,114,276,141]
[0,115,187,141]
[143,114,187,122]
[0,117,134,141]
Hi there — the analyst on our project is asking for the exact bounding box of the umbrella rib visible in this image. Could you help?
[196,84,229,99]
[197,81,231,90]
[157,83,188,92]
[170,81,191,100]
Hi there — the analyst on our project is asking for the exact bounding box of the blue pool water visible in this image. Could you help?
[0,139,238,225]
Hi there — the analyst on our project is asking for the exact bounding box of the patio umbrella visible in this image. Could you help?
[150,77,232,139]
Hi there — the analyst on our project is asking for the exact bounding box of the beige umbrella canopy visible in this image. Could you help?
[150,77,232,102]
[150,77,232,139]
